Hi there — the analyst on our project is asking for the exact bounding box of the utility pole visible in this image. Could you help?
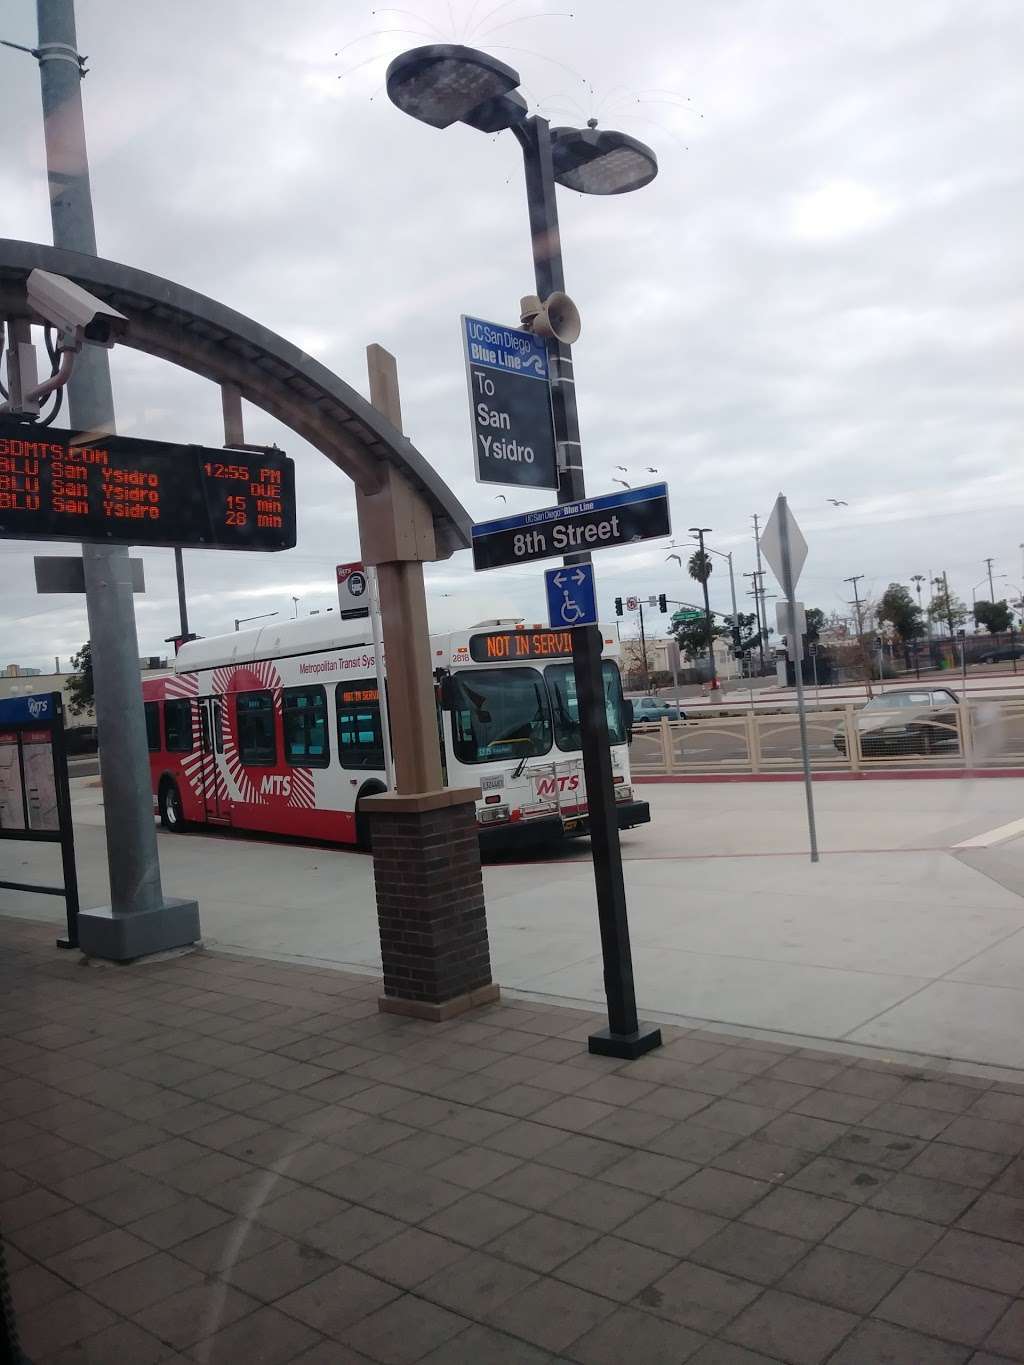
[752,513,766,672]
[844,575,866,636]
[910,574,926,679]
[637,598,650,692]
[937,570,954,639]
[30,0,197,957]
[985,557,996,604]
[689,527,717,687]
[173,548,190,639]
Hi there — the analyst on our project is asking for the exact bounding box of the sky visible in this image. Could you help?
[1,0,1023,671]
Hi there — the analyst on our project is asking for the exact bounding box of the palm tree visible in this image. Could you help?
[688,549,712,585]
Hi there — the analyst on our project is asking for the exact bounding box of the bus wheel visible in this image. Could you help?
[355,783,386,851]
[159,780,185,832]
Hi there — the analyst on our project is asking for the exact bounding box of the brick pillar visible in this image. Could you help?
[366,788,499,1021]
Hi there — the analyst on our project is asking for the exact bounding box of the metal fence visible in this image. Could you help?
[630,698,1024,776]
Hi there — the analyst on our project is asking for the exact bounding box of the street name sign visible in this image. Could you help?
[471,482,671,572]
[544,563,598,629]
[0,419,295,551]
[462,314,558,490]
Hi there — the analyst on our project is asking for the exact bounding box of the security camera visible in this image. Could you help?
[26,269,128,351]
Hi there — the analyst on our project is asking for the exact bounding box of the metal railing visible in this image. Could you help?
[629,699,1024,776]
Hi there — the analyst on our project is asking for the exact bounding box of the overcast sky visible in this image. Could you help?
[2,0,1022,671]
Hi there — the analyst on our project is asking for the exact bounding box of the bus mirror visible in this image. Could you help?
[438,672,455,710]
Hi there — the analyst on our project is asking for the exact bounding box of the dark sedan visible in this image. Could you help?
[834,688,960,758]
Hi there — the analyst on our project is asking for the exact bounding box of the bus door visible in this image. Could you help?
[198,696,228,822]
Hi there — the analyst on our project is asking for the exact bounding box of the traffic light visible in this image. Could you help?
[658,594,667,613]
[614,596,623,617]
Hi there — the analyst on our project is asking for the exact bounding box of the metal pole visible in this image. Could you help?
[779,496,818,863]
[367,566,394,790]
[692,530,717,687]
[752,514,766,674]
[812,647,820,709]
[638,599,650,692]
[173,548,189,638]
[986,556,996,603]
[516,114,659,1058]
[35,0,180,939]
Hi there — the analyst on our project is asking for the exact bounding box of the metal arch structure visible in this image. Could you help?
[0,237,471,557]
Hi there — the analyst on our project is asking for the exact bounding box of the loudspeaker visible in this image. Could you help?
[519,291,581,344]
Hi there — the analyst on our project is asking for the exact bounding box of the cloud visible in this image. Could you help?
[2,0,1023,671]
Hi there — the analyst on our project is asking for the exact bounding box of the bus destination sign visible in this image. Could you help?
[468,628,575,662]
[0,420,296,552]
[471,482,671,572]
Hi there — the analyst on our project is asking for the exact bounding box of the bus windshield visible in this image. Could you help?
[546,661,628,750]
[450,667,552,764]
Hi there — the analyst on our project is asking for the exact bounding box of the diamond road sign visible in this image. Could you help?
[545,563,598,629]
[462,315,558,490]
[471,482,671,572]
[760,495,807,593]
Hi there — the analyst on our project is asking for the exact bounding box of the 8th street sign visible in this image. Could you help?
[472,482,671,572]
[462,315,558,490]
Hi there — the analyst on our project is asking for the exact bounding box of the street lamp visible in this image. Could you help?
[693,538,739,672]
[688,528,717,688]
[234,611,278,632]
[387,44,660,1060]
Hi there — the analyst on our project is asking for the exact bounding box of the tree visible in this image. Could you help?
[805,608,825,644]
[928,585,968,636]
[732,611,761,652]
[687,550,712,585]
[974,599,1013,634]
[670,609,726,663]
[877,583,925,645]
[66,641,94,716]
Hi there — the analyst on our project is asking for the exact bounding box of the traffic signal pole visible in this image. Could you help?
[517,114,660,1058]
[638,598,650,692]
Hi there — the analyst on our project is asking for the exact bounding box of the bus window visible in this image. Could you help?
[236,690,276,765]
[144,701,161,752]
[450,667,551,764]
[283,685,329,767]
[336,682,384,770]
[546,661,627,751]
[164,698,194,753]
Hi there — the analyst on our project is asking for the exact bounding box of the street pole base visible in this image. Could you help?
[55,937,76,951]
[76,897,201,962]
[588,1023,663,1060]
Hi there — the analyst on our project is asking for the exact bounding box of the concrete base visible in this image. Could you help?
[378,982,500,1023]
[76,896,201,962]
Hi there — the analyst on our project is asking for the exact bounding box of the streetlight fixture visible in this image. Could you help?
[387,44,660,1059]
[234,611,278,633]
[693,538,739,667]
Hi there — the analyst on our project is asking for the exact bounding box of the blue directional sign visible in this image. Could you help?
[462,314,558,491]
[472,481,672,572]
[545,563,598,630]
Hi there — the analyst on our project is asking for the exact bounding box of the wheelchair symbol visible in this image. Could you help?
[560,592,584,625]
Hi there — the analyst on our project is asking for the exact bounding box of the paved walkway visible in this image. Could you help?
[2,917,1024,1364]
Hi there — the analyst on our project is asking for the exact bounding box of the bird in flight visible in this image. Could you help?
[645,466,659,473]
[615,464,628,472]
[827,498,848,507]
[613,478,631,489]
[666,553,683,565]
[494,494,507,502]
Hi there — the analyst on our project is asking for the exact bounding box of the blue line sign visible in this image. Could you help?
[472,482,671,572]
[462,314,558,491]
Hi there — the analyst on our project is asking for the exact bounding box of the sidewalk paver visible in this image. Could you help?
[3,913,1024,1364]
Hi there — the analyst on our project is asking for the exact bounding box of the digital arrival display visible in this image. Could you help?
[0,420,296,552]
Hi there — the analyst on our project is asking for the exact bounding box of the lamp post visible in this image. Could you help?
[696,539,738,677]
[688,528,717,688]
[387,44,660,1059]
[910,574,926,677]
[234,611,278,632]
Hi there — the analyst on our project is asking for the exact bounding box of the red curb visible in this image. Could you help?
[634,769,1024,784]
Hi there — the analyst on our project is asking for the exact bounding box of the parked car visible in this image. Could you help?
[976,646,1022,664]
[834,688,960,758]
[632,696,687,722]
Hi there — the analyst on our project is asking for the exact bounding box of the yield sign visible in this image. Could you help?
[760,494,807,595]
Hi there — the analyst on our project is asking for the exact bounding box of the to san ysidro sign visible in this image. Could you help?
[462,314,558,490]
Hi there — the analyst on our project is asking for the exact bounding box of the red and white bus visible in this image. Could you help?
[142,614,649,851]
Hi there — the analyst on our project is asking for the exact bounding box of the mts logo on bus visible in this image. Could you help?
[536,774,581,796]
[260,774,292,798]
